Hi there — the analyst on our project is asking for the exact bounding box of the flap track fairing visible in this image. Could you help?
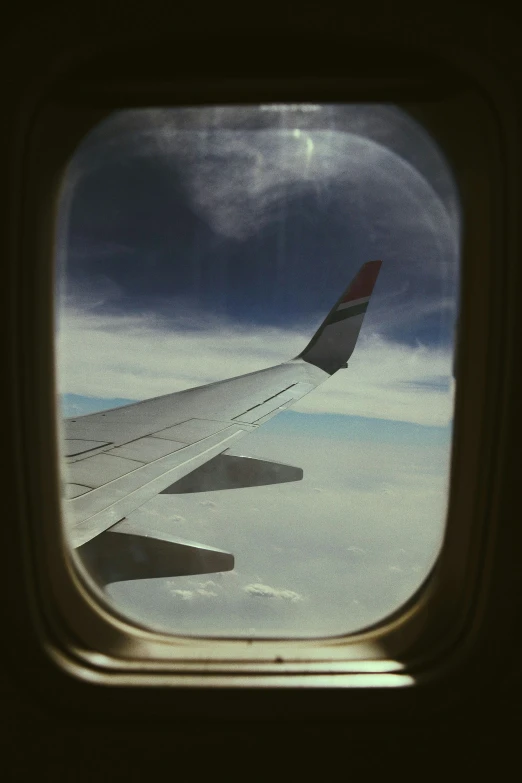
[160,453,303,494]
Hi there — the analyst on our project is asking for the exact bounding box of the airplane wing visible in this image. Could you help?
[62,260,381,585]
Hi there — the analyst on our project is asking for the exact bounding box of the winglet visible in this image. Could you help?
[299,260,382,374]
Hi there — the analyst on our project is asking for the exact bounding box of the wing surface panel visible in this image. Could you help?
[106,436,186,461]
[64,360,325,448]
[64,439,112,457]
[65,362,326,547]
[67,425,249,547]
[152,419,231,443]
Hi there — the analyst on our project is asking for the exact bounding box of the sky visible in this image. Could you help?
[56,104,460,637]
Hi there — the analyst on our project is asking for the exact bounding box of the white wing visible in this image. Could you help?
[62,261,381,584]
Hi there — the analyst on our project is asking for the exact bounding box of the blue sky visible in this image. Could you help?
[56,104,459,637]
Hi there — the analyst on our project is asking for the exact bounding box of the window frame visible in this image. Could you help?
[7,36,520,712]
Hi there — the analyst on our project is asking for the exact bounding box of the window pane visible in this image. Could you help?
[56,105,459,637]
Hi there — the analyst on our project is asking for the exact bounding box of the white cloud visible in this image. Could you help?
[244,583,302,602]
[104,429,450,636]
[168,589,193,601]
[117,118,457,252]
[294,333,454,425]
[167,579,220,600]
[57,306,453,427]
[82,106,459,230]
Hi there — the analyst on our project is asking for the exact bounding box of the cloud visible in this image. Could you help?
[172,129,458,278]
[87,108,458,249]
[168,589,193,601]
[293,333,454,425]
[70,108,459,284]
[57,305,454,426]
[244,583,303,602]
[104,428,450,636]
[167,579,221,600]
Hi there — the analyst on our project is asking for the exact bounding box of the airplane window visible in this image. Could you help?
[55,105,460,638]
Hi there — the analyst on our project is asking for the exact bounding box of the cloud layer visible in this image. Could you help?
[57,305,454,426]
[244,583,302,602]
[78,106,459,254]
[102,427,450,637]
